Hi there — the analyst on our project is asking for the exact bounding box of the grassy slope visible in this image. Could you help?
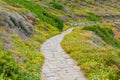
[61,26,120,80]
[11,21,60,80]
[64,0,120,22]
[3,0,63,31]
[61,2,120,79]
[0,1,61,80]
[1,0,120,80]
[0,22,60,80]
[83,25,120,48]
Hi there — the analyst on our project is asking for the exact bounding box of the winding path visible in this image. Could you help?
[41,28,86,80]
[70,20,120,27]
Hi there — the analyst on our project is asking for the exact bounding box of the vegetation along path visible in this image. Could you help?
[41,28,86,80]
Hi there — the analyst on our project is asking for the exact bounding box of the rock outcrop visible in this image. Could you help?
[0,1,36,39]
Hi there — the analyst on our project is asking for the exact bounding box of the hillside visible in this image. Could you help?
[0,0,61,79]
[0,0,120,80]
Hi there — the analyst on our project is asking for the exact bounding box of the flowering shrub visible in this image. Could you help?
[0,48,24,80]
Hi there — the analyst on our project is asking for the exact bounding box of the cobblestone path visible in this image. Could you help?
[41,28,86,80]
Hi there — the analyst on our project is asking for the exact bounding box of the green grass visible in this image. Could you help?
[83,25,120,48]
[48,1,64,10]
[87,12,102,22]
[61,27,120,80]
[3,0,63,31]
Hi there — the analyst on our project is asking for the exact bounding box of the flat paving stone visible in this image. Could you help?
[41,28,86,80]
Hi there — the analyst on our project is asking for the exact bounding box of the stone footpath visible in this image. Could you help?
[70,19,120,27]
[41,28,86,80]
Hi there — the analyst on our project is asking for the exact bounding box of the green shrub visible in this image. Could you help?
[87,12,102,22]
[49,2,64,10]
